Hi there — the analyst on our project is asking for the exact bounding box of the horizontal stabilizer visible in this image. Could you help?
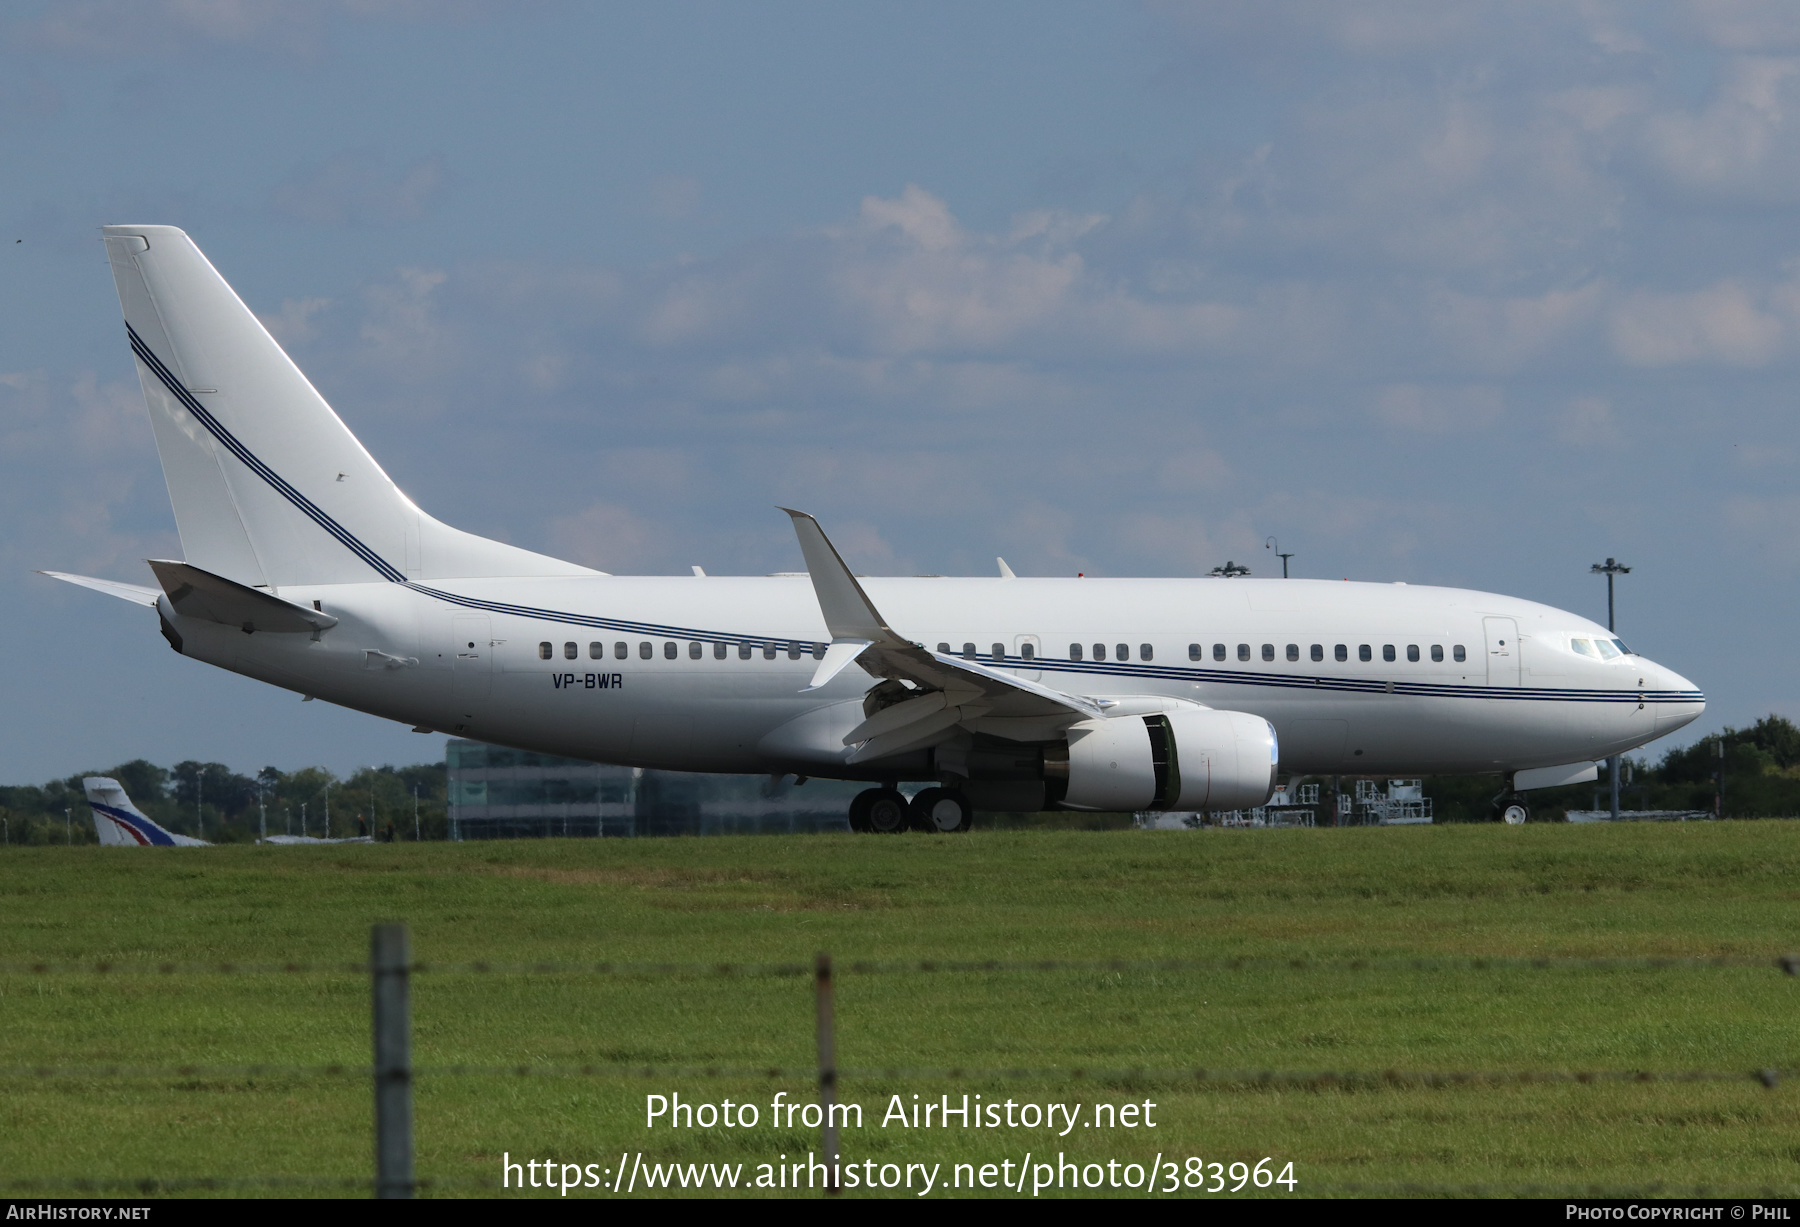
[147,559,338,633]
[38,571,161,607]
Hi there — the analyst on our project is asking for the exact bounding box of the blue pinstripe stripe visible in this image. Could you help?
[122,327,1702,709]
[127,324,407,582]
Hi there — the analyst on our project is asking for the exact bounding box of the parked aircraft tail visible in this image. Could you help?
[99,225,595,589]
[83,777,210,846]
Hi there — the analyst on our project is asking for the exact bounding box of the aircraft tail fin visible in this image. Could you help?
[83,777,209,847]
[99,225,595,588]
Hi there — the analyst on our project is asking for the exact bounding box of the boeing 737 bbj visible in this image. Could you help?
[41,227,1704,833]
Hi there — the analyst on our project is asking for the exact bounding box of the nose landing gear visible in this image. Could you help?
[1491,784,1530,824]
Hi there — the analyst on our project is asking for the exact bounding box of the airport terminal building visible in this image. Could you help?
[445,739,861,838]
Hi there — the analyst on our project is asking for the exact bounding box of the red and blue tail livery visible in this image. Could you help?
[83,778,210,847]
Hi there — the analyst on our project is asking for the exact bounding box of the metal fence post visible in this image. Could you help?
[815,952,840,1195]
[372,923,414,1199]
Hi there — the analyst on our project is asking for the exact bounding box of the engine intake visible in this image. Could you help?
[1055,709,1278,812]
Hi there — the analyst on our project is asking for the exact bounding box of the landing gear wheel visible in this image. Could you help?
[908,787,972,833]
[1502,803,1528,825]
[849,788,910,834]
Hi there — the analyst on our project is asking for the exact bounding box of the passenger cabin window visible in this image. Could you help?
[639,642,653,660]
[1094,644,1107,661]
[714,642,727,660]
[665,642,678,660]
[1237,644,1250,661]
[963,642,977,660]
[1140,643,1153,661]
[689,642,702,659]
[589,642,604,659]
[1214,644,1226,661]
[564,642,578,660]
[763,643,777,659]
[938,642,952,654]
[1430,645,1443,662]
[1286,644,1299,662]
[1406,645,1419,662]
[991,643,1005,661]
[1359,645,1372,662]
[538,642,552,660]
[739,642,752,659]
[1021,643,1035,660]
[1070,643,1083,661]
[1311,644,1324,662]
[1262,644,1275,661]
[1116,643,1129,662]
[1336,644,1347,662]
[1570,638,1598,658]
[1453,645,1466,662]
[1383,644,1396,662]
[1595,639,1622,660]
[615,642,628,659]
[814,643,828,660]
[1189,643,1201,661]
[788,643,803,660]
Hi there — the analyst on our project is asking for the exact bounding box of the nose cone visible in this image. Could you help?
[1643,657,1704,739]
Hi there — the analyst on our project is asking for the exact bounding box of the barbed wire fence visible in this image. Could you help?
[4,934,1799,1199]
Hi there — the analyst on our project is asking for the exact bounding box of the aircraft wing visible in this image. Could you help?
[783,509,1104,761]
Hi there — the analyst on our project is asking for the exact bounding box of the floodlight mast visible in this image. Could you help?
[1265,537,1294,579]
[1590,557,1632,820]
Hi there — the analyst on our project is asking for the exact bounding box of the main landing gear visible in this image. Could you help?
[1491,786,1530,825]
[847,786,972,834]
[908,787,972,833]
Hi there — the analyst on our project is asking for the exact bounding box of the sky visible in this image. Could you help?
[4,0,1798,782]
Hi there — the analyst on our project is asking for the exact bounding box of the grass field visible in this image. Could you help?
[2,822,1798,1198]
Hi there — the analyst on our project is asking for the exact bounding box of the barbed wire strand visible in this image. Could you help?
[0,1063,1786,1087]
[2,954,1795,978]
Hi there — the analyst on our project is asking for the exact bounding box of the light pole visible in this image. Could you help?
[1265,537,1294,579]
[1590,557,1631,820]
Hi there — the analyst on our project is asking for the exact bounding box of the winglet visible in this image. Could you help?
[997,557,1016,579]
[779,509,908,647]
[802,638,873,692]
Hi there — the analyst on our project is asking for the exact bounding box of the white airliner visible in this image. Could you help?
[42,227,1704,834]
[84,777,210,846]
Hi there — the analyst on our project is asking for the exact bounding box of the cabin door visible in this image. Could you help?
[1483,617,1520,687]
[451,614,493,728]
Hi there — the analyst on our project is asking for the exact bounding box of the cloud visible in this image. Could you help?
[18,0,507,60]
[257,296,332,347]
[1609,280,1788,366]
[270,151,448,227]
[545,501,665,574]
[1554,396,1620,447]
[1371,384,1504,433]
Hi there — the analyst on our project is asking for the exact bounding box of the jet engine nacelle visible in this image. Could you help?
[1057,709,1278,812]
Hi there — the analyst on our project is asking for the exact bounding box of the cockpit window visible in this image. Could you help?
[1595,638,1622,660]
[1613,638,1631,656]
[1570,638,1597,658]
